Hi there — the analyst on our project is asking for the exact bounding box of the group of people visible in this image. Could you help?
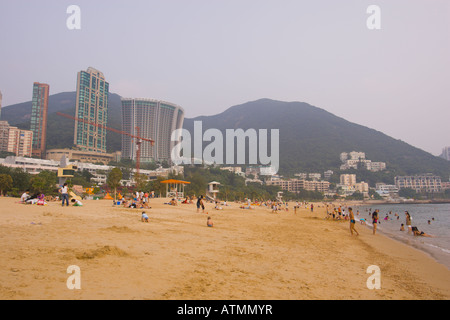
[19,183,83,207]
[120,190,155,209]
[20,190,46,205]
[370,209,432,237]
[323,204,434,238]
[139,194,214,227]
[326,205,353,221]
[348,207,433,237]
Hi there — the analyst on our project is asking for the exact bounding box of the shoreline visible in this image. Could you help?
[0,196,449,299]
[348,199,450,205]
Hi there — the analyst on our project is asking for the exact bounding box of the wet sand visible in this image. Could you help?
[0,197,449,300]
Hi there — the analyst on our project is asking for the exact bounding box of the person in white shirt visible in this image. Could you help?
[21,190,30,203]
[60,183,69,207]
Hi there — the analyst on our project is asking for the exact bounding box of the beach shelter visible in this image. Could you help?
[208,181,220,200]
[160,179,191,199]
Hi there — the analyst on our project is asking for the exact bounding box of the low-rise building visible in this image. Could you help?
[220,166,243,175]
[340,174,356,186]
[46,148,121,164]
[324,170,334,180]
[0,155,183,186]
[339,151,386,172]
[394,174,442,193]
[266,178,329,193]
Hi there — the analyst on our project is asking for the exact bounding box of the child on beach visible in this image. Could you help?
[71,199,83,206]
[207,216,213,227]
[36,193,46,206]
[141,212,149,222]
[214,201,223,210]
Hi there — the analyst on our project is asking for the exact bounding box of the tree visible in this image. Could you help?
[10,168,31,192]
[398,188,417,199]
[30,170,57,194]
[107,167,123,201]
[368,188,383,200]
[134,173,148,191]
[0,174,13,196]
[67,170,94,188]
[346,191,364,200]
[186,172,206,197]
[160,160,170,168]
[146,176,166,197]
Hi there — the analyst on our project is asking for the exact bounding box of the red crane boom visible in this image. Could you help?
[56,112,154,186]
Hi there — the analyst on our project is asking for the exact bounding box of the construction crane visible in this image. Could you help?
[56,112,154,186]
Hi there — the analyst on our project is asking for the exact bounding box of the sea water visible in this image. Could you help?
[353,203,450,269]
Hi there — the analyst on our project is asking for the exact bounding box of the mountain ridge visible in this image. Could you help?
[1,93,449,179]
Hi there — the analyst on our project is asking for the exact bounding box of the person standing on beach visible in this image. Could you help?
[197,195,205,213]
[372,209,379,235]
[349,207,359,236]
[60,183,69,207]
[405,211,412,234]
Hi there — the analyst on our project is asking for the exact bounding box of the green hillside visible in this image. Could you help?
[183,99,450,179]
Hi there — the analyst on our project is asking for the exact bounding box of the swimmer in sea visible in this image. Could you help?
[412,226,433,237]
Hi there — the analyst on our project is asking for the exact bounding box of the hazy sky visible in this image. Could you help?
[0,0,449,156]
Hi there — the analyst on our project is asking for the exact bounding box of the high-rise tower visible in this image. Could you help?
[30,82,49,158]
[121,98,184,163]
[74,67,109,153]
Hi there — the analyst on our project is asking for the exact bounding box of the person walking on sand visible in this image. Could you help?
[349,207,359,236]
[60,183,69,207]
[372,209,379,235]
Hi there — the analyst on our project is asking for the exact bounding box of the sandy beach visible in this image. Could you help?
[0,196,449,300]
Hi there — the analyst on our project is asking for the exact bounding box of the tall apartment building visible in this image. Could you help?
[30,82,49,158]
[121,98,184,163]
[0,90,2,119]
[394,174,442,193]
[441,146,450,161]
[74,67,109,153]
[0,121,8,150]
[0,121,33,157]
